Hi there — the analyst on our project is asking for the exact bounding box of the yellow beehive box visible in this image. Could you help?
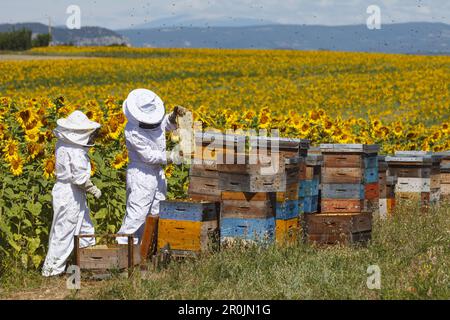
[275,217,299,245]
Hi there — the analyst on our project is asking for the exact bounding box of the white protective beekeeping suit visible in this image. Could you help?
[42,111,102,277]
[117,89,185,244]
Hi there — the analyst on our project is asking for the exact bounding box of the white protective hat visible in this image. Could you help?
[54,111,101,147]
[57,110,101,130]
[122,89,165,125]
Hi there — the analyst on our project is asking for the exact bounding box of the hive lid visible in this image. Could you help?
[393,151,442,163]
[385,155,433,164]
[252,136,310,151]
[319,143,380,154]
[195,131,246,146]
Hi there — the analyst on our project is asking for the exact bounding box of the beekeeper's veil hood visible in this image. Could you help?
[122,89,165,126]
[54,110,101,147]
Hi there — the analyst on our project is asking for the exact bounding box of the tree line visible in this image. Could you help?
[0,28,51,51]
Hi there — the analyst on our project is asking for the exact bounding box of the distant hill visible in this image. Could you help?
[131,15,278,29]
[0,23,129,46]
[118,22,450,54]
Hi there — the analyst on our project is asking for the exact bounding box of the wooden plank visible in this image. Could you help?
[188,193,221,202]
[306,231,371,245]
[302,212,372,234]
[188,176,221,196]
[441,173,450,184]
[364,167,379,184]
[320,144,379,154]
[157,219,218,253]
[220,217,275,243]
[275,217,299,245]
[322,183,364,199]
[388,167,431,178]
[321,167,363,184]
[159,200,218,222]
[78,244,141,270]
[221,200,275,219]
[218,172,288,192]
[189,165,218,178]
[395,177,431,193]
[275,200,299,220]
[299,180,313,197]
[140,215,159,262]
[364,182,379,200]
[323,154,363,168]
[378,198,388,219]
[395,191,430,203]
[221,191,273,201]
[386,156,432,164]
[322,154,377,169]
[441,183,450,195]
[276,183,299,202]
[321,199,366,213]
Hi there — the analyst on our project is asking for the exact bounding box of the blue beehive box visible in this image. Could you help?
[220,217,275,243]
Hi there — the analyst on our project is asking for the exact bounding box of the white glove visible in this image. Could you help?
[84,179,102,199]
[166,149,183,165]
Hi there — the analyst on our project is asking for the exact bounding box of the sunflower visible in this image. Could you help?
[27,142,44,160]
[322,118,334,134]
[24,118,43,132]
[371,119,382,130]
[16,107,36,126]
[111,150,128,170]
[24,129,40,143]
[9,156,24,176]
[165,163,174,178]
[258,112,271,129]
[309,109,321,123]
[428,131,442,143]
[42,156,55,179]
[392,123,403,137]
[90,160,96,176]
[442,122,449,134]
[0,122,7,140]
[298,122,310,137]
[3,139,19,162]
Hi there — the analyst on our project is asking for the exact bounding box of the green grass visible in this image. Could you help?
[1,202,449,300]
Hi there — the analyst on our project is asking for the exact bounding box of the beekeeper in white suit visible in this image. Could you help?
[118,89,186,244]
[42,110,102,277]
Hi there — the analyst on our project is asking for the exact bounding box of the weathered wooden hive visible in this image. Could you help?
[435,151,450,200]
[158,200,220,256]
[386,151,441,209]
[301,144,379,245]
[378,155,397,218]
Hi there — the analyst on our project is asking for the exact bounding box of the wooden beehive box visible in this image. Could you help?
[74,235,141,273]
[158,200,219,255]
[76,244,141,270]
[320,144,380,215]
[218,155,301,192]
[250,136,310,158]
[275,217,300,245]
[220,216,275,245]
[302,212,372,245]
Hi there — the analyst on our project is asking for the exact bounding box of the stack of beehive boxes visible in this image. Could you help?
[157,200,220,257]
[386,151,441,209]
[300,153,322,214]
[378,155,397,218]
[302,144,379,245]
[436,151,450,201]
[219,137,309,246]
[188,131,244,202]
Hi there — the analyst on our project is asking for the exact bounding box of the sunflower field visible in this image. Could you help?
[0,47,449,269]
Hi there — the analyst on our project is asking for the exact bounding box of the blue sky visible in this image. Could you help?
[0,0,448,29]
